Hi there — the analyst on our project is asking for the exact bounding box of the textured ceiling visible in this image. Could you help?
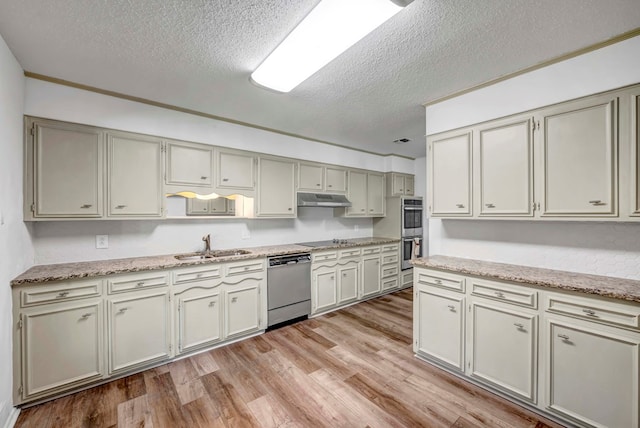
[0,0,639,158]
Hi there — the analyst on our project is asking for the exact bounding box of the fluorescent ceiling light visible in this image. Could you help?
[251,0,409,93]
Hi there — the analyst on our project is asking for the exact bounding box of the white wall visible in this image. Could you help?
[24,79,413,264]
[426,36,640,279]
[0,36,34,425]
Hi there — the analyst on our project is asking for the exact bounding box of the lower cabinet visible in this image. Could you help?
[225,279,261,338]
[546,317,640,428]
[176,287,222,354]
[108,290,171,374]
[361,253,381,298]
[313,267,338,314]
[337,262,359,305]
[20,300,103,400]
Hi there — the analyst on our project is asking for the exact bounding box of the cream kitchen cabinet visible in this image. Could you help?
[361,247,381,299]
[186,197,234,215]
[326,166,348,193]
[165,140,213,189]
[367,172,385,216]
[478,115,534,216]
[337,262,359,305]
[631,87,640,216]
[428,130,472,217]
[387,172,415,197]
[107,132,164,217]
[312,266,338,314]
[175,279,223,354]
[257,157,296,217]
[540,93,618,217]
[298,163,347,193]
[342,170,385,217]
[215,148,256,191]
[25,118,104,219]
[225,279,261,338]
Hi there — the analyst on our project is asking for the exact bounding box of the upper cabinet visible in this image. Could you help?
[478,115,533,217]
[25,118,103,219]
[428,131,472,217]
[341,170,385,217]
[107,132,164,218]
[427,84,640,222]
[298,162,347,194]
[215,149,256,191]
[256,157,296,217]
[541,94,617,217]
[367,172,385,216]
[165,140,213,189]
[387,172,415,197]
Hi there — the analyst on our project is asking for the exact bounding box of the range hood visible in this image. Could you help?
[297,193,352,208]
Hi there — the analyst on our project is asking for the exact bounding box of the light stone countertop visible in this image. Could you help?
[11,237,399,287]
[412,255,640,303]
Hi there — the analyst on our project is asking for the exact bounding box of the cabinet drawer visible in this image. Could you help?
[21,280,103,307]
[546,295,640,330]
[107,272,169,294]
[381,244,399,253]
[416,270,465,293]
[313,251,338,263]
[362,247,381,255]
[382,265,399,278]
[226,259,265,276]
[382,254,399,265]
[338,248,361,259]
[402,269,413,287]
[173,265,222,284]
[382,277,398,291]
[470,279,537,309]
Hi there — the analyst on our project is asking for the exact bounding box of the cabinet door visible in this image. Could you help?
[166,141,213,187]
[391,174,405,196]
[470,302,537,402]
[367,172,385,216]
[216,150,255,190]
[32,120,103,218]
[415,287,465,371]
[632,89,640,216]
[21,301,103,399]
[325,167,347,193]
[404,175,415,196]
[313,267,337,314]
[479,117,533,216]
[177,291,221,354]
[109,291,171,374]
[108,133,163,217]
[225,280,260,338]
[186,198,210,214]
[257,157,296,217]
[298,163,324,191]
[546,319,639,428]
[541,95,617,216]
[209,197,228,214]
[430,131,472,216]
[338,263,358,305]
[361,256,381,298]
[346,170,367,216]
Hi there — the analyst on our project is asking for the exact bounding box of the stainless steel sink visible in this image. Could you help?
[175,249,251,261]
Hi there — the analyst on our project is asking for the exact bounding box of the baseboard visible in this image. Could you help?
[2,407,20,428]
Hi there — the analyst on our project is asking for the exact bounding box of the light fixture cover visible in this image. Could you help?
[251,0,405,93]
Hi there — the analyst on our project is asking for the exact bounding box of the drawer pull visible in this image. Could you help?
[244,267,249,271]
[456,204,465,208]
[80,204,93,209]
[196,273,203,278]
[115,205,126,209]
[495,291,505,298]
[434,279,442,284]
[557,334,570,341]
[136,281,145,287]
[81,313,92,319]
[589,200,605,206]
[582,309,597,317]
[201,176,208,180]
[513,323,524,329]
[56,291,70,298]
[209,301,216,307]
[231,297,238,303]
[447,305,456,312]
[118,308,129,313]
[222,178,229,182]
[485,203,495,208]
[327,184,333,187]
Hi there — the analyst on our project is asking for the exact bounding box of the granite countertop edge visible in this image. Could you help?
[11,237,400,287]
[412,255,640,304]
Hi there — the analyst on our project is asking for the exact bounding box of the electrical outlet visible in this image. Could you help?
[96,235,109,249]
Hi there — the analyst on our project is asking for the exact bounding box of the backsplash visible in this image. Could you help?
[30,207,373,264]
[429,219,640,280]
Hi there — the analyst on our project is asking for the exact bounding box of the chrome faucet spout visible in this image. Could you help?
[202,234,211,254]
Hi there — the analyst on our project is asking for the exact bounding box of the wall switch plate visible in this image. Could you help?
[96,235,109,249]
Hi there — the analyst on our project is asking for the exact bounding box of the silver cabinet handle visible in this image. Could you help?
[582,309,597,317]
[209,301,216,307]
[118,307,128,313]
[327,184,333,187]
[196,273,203,278]
[495,291,505,298]
[485,203,495,208]
[589,200,605,206]
[81,204,93,209]
[330,276,334,280]
[222,178,229,182]
[81,313,92,319]
[447,305,456,312]
[558,334,570,341]
[115,205,126,209]
[343,273,347,277]
[316,183,321,186]
[136,281,145,287]
[514,323,524,329]
[231,297,238,303]
[288,208,292,211]
[201,176,208,180]
[434,279,442,284]
[456,204,465,208]
[244,267,249,271]
[360,209,365,212]
[56,291,69,298]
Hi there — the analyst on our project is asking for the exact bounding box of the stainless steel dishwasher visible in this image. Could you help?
[267,253,312,327]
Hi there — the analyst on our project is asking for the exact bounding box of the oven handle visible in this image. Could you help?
[403,207,423,211]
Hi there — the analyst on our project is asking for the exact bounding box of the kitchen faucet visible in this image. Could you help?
[202,234,211,254]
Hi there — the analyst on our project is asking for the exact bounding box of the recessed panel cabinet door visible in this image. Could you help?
[361,256,381,298]
[325,167,347,193]
[22,301,103,399]
[216,150,255,190]
[367,172,385,216]
[313,267,337,313]
[298,163,324,191]
[166,141,213,187]
[225,281,260,338]
[479,118,533,216]
[430,132,472,216]
[178,291,221,353]
[257,157,296,217]
[346,171,367,216]
[338,263,358,305]
[546,319,639,428]
[542,95,617,216]
[32,121,103,217]
[108,133,163,217]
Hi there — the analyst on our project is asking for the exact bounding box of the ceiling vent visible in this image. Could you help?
[393,138,411,144]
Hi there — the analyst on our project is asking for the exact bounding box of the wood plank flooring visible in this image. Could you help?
[15,288,565,428]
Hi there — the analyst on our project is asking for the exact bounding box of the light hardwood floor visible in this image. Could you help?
[15,288,564,428]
